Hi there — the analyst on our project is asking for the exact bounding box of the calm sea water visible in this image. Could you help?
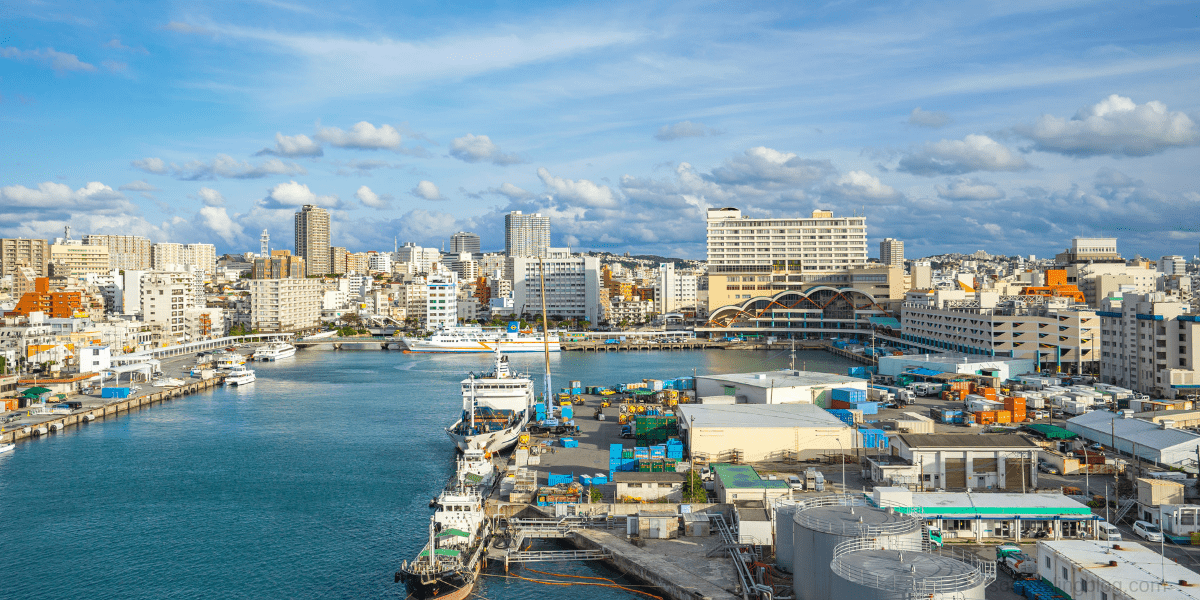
[0,348,856,600]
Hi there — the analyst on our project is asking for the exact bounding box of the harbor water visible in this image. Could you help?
[0,348,857,600]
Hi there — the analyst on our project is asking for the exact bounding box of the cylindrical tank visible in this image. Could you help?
[830,541,989,600]
[792,496,921,600]
[773,500,800,573]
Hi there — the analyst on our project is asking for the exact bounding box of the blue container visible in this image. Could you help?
[580,475,592,486]
[561,406,573,420]
[858,428,890,449]
[561,438,579,448]
[547,472,573,486]
[610,443,624,457]
[831,387,866,403]
[100,387,131,399]
[649,446,666,458]
[849,400,878,415]
[827,409,856,427]
[591,475,608,485]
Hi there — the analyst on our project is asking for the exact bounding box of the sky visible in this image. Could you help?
[1,0,1198,261]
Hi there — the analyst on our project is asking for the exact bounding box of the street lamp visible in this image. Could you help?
[836,437,846,494]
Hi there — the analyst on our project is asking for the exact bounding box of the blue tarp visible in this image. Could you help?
[906,368,942,377]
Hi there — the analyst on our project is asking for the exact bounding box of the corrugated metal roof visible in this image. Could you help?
[697,370,862,389]
[710,463,790,490]
[1040,540,1200,600]
[896,433,1038,449]
[679,403,850,430]
[1024,423,1078,439]
[1066,411,1200,451]
[612,472,687,483]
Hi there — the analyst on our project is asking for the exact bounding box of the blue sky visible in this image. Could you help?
[2,0,1198,260]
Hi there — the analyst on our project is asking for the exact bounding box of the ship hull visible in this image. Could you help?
[446,418,525,453]
[401,561,479,600]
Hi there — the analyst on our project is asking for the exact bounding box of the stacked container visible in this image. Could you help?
[609,443,624,476]
[828,409,856,427]
[666,440,684,460]
[1004,397,1027,422]
[832,387,867,403]
[858,428,889,449]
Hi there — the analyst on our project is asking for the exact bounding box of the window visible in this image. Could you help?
[1081,580,1088,592]
[1062,567,1068,579]
[1045,557,1050,568]
[1102,593,1108,600]
[627,483,642,488]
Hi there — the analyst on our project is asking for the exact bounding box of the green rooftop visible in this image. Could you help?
[1023,423,1077,440]
[418,548,461,558]
[711,463,789,489]
[436,529,469,538]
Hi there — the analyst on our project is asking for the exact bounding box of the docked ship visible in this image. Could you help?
[445,350,534,453]
[402,325,560,353]
[223,364,256,386]
[212,350,246,370]
[398,459,492,600]
[252,341,296,361]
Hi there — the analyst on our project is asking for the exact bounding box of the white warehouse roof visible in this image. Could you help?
[697,370,863,390]
[1066,411,1200,452]
[678,403,850,430]
[1040,540,1200,600]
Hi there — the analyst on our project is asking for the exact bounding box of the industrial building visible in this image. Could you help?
[1038,539,1200,600]
[695,370,867,405]
[709,463,790,502]
[680,403,855,463]
[877,353,1035,381]
[891,434,1040,491]
[1065,411,1200,467]
[611,472,686,502]
[871,487,1099,541]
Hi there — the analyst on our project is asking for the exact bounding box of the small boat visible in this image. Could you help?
[213,351,246,370]
[0,443,14,454]
[253,342,296,362]
[223,364,256,386]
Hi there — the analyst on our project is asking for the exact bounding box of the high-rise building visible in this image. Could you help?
[294,204,331,276]
[49,242,110,277]
[1099,292,1200,398]
[509,248,601,323]
[1159,255,1187,276]
[330,246,348,275]
[84,234,152,270]
[0,238,49,276]
[150,243,215,275]
[141,271,195,345]
[396,243,441,274]
[424,272,458,330]
[879,238,904,268]
[654,263,698,315]
[450,231,481,255]
[504,211,550,258]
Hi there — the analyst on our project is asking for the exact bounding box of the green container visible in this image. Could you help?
[639,460,652,472]
[622,449,634,459]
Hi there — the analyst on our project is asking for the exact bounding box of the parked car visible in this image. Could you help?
[1133,521,1163,542]
[787,475,803,490]
[1038,461,1059,475]
[1031,410,1049,420]
[1097,522,1122,541]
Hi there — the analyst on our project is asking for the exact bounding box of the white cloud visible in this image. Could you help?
[197,187,226,206]
[935,178,1006,201]
[1019,95,1199,157]
[0,46,95,73]
[708,147,835,188]
[537,168,619,209]
[491,182,534,201]
[118,180,159,192]
[315,121,402,150]
[355,185,391,209]
[449,134,524,165]
[823,171,903,204]
[256,132,324,157]
[654,120,719,141]
[131,157,168,174]
[410,180,442,201]
[907,107,951,128]
[198,206,242,244]
[259,180,339,208]
[897,134,1030,176]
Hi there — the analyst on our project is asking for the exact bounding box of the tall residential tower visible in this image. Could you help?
[504,211,549,258]
[294,204,331,277]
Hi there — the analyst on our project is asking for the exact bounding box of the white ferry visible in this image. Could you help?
[445,350,534,453]
[223,364,257,386]
[213,350,246,369]
[253,342,296,362]
[402,325,559,353]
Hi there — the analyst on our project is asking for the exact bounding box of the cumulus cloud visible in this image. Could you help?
[935,178,1006,201]
[198,206,242,244]
[355,185,391,209]
[494,182,534,201]
[537,168,619,209]
[259,180,339,209]
[897,134,1030,176]
[315,121,402,150]
[907,107,951,128]
[0,46,95,73]
[0,182,140,235]
[654,121,720,141]
[197,187,226,206]
[256,132,324,157]
[411,180,442,201]
[823,171,903,204]
[118,180,159,192]
[1019,95,1199,157]
[132,154,307,180]
[449,133,524,165]
[708,147,835,188]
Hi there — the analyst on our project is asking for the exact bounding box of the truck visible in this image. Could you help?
[996,545,1038,578]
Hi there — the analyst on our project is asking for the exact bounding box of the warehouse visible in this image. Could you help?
[1065,411,1200,467]
[877,353,1034,381]
[679,403,855,463]
[872,487,1099,542]
[892,433,1040,491]
[612,472,687,502]
[1038,539,1200,600]
[694,370,867,406]
[709,463,791,503]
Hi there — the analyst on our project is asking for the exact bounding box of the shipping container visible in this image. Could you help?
[832,387,867,403]
[995,410,1012,424]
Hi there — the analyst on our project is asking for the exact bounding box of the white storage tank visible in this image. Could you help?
[774,500,801,573]
[830,538,993,600]
[791,496,922,600]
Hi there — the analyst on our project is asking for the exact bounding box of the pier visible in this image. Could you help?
[561,339,727,352]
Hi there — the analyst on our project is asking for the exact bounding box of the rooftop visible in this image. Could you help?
[1040,540,1200,600]
[612,472,687,483]
[710,463,789,490]
[880,353,1030,367]
[1067,412,1200,451]
[733,500,771,521]
[892,491,1093,517]
[678,403,850,430]
[697,370,863,389]
[896,433,1038,450]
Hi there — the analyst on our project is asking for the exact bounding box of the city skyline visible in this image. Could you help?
[1,2,1197,260]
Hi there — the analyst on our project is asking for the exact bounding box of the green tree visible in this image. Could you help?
[681,470,707,503]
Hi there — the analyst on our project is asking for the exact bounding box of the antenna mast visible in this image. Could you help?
[539,257,552,417]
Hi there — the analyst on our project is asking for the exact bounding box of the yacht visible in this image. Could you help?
[213,351,246,370]
[445,350,534,453]
[223,364,256,386]
[253,341,296,362]
[0,443,15,454]
[403,325,560,353]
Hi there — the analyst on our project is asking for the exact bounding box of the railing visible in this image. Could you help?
[830,536,995,594]
[505,549,610,563]
[792,494,921,537]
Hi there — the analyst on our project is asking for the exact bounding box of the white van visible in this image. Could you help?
[1097,522,1122,541]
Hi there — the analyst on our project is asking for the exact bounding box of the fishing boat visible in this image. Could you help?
[402,325,560,353]
[223,364,256,386]
[252,341,296,361]
[0,443,14,454]
[445,348,534,453]
[398,472,491,600]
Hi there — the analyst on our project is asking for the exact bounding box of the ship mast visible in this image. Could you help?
[539,257,552,419]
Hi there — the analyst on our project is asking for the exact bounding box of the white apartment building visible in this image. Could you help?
[1068,263,1159,306]
[654,263,698,315]
[49,242,110,277]
[879,238,904,268]
[122,270,145,316]
[425,272,458,329]
[1160,255,1187,276]
[606,298,653,325]
[141,271,194,345]
[446,252,479,283]
[395,243,441,274]
[249,278,323,332]
[151,243,217,275]
[1056,237,1123,264]
[705,207,868,309]
[183,307,225,340]
[1098,292,1200,398]
[902,289,1099,373]
[84,270,124,314]
[510,248,602,323]
[367,253,393,274]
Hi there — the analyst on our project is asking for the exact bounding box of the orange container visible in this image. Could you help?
[975,410,996,425]
[1011,409,1027,423]
[951,381,969,391]
[995,410,1012,424]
